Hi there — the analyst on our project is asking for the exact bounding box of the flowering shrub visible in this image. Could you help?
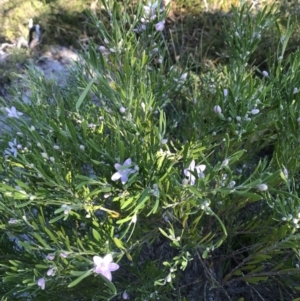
[1,1,300,300]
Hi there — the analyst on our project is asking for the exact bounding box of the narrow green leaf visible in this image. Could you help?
[33,233,50,248]
[68,270,92,288]
[92,229,101,242]
[114,237,125,250]
[158,227,169,239]
[76,78,96,110]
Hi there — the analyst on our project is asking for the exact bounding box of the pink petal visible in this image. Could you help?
[101,269,112,281]
[94,265,104,274]
[108,262,119,272]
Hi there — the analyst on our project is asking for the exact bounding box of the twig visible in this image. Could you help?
[196,248,232,301]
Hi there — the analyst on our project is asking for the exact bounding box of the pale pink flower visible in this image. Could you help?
[93,254,119,281]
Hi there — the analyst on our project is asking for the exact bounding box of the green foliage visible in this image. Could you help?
[1,1,300,300]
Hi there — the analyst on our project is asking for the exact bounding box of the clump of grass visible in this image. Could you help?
[0,48,29,87]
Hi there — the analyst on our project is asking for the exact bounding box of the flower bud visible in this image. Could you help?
[213,105,222,114]
[256,184,268,191]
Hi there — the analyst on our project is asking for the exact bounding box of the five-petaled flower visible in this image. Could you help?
[93,254,119,281]
[37,277,45,290]
[5,138,18,157]
[6,106,23,118]
[111,158,136,184]
[184,159,206,186]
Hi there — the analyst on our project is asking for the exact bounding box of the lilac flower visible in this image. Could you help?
[184,160,206,185]
[294,87,298,94]
[5,138,18,157]
[262,70,268,77]
[8,218,18,224]
[155,21,165,31]
[47,267,56,276]
[93,254,119,281]
[37,277,45,290]
[111,158,136,184]
[223,89,228,97]
[46,254,55,261]
[5,106,23,118]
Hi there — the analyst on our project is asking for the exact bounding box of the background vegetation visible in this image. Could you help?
[1,0,300,300]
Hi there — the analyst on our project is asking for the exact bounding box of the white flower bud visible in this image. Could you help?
[41,152,48,159]
[256,184,268,191]
[182,179,189,186]
[222,159,229,166]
